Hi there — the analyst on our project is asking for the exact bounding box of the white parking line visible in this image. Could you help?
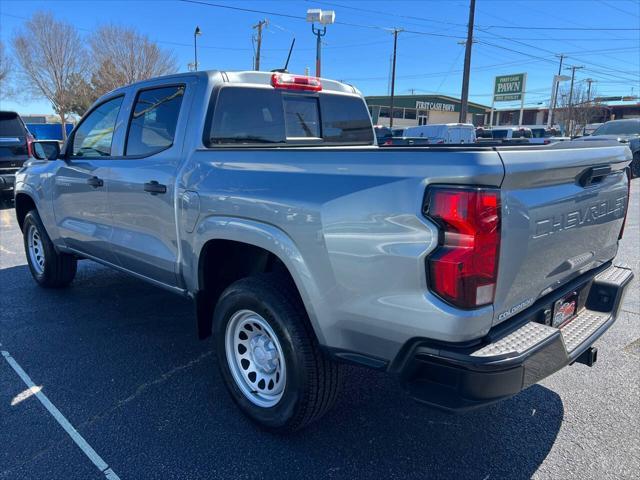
[1,348,121,480]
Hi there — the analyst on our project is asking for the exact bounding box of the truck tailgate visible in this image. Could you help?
[493,142,631,325]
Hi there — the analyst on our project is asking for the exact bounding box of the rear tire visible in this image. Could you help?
[23,209,77,288]
[213,273,341,432]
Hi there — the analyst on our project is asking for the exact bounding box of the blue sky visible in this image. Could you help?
[1,0,639,114]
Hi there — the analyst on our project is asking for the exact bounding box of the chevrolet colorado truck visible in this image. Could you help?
[15,71,634,432]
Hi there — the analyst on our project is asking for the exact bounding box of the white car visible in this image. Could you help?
[403,123,476,144]
[490,127,532,141]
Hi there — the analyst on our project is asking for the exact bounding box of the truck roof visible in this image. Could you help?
[106,70,361,98]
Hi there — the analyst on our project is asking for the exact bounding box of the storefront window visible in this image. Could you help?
[404,108,417,119]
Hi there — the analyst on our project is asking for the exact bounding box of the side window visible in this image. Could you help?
[126,85,185,156]
[71,96,123,158]
[320,95,374,144]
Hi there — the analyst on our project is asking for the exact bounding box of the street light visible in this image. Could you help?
[306,9,335,77]
[547,74,570,128]
[194,26,202,71]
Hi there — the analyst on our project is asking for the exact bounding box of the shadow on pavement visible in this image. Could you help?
[0,263,563,480]
[0,197,14,210]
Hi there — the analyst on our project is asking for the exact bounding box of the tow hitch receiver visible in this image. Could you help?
[575,346,598,367]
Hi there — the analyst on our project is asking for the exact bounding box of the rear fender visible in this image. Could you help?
[188,215,326,343]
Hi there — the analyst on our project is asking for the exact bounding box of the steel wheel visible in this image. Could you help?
[27,224,45,275]
[225,309,286,408]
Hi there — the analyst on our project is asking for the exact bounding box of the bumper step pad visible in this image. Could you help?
[470,264,633,359]
[471,322,556,357]
[561,311,609,353]
[398,264,633,411]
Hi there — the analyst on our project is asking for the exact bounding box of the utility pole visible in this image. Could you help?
[586,78,594,102]
[389,28,402,128]
[548,53,565,128]
[459,0,476,123]
[566,65,584,136]
[253,19,268,71]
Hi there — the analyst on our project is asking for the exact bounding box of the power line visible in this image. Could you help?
[344,58,545,82]
[307,0,640,32]
[476,30,639,84]
[179,0,467,38]
[304,0,469,28]
[598,0,640,18]
[475,36,639,42]
[480,25,639,31]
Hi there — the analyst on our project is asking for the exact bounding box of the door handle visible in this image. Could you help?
[86,176,104,188]
[144,180,167,195]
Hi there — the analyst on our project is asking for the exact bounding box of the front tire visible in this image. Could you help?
[23,210,77,288]
[213,273,341,432]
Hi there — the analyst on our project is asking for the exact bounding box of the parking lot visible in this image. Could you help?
[0,181,638,480]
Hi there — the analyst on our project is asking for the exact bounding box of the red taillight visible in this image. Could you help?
[424,187,501,309]
[383,138,392,145]
[619,169,631,240]
[271,73,322,92]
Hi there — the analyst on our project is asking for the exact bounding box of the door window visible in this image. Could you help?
[126,85,185,156]
[70,96,123,158]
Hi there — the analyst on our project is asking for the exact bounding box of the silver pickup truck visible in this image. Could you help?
[15,71,634,432]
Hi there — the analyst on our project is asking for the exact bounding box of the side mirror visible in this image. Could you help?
[32,141,61,160]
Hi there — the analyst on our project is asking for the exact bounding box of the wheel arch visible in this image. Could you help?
[192,217,325,344]
[15,191,37,232]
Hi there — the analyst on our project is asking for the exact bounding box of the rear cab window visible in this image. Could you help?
[0,112,28,159]
[0,112,27,138]
[206,86,374,147]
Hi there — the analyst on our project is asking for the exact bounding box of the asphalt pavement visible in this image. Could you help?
[0,181,638,480]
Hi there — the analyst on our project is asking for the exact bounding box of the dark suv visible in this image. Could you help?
[574,119,640,178]
[0,111,33,198]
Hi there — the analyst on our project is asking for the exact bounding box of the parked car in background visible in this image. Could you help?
[584,123,603,136]
[0,111,34,198]
[524,125,570,144]
[403,123,476,144]
[379,136,431,146]
[475,126,493,139]
[573,119,640,177]
[374,125,393,145]
[490,126,533,141]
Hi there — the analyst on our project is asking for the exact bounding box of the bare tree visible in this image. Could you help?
[90,25,177,95]
[12,12,87,140]
[0,41,12,99]
[555,83,606,136]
